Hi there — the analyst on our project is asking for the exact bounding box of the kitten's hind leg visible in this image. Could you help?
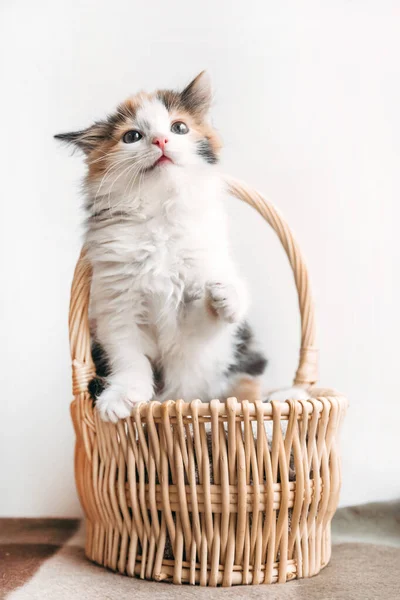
[265,386,310,402]
[227,375,262,403]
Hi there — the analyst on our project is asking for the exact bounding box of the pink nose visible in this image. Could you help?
[152,136,168,151]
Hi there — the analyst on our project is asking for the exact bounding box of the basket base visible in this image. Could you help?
[82,519,332,586]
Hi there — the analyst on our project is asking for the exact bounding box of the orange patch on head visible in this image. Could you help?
[87,138,118,178]
[58,73,222,178]
[86,92,150,179]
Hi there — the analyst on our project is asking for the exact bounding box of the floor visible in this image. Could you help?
[1,501,399,599]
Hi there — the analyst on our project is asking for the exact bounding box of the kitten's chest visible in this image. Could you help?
[143,222,185,269]
[88,176,225,312]
[125,216,206,300]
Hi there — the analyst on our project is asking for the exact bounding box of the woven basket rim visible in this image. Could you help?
[71,394,348,420]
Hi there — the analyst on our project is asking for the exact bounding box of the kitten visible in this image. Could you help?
[56,72,270,422]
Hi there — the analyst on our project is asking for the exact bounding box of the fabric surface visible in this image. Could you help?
[2,502,399,600]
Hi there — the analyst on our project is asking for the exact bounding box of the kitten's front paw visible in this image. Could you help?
[266,386,310,403]
[96,387,133,422]
[96,380,153,423]
[206,281,247,323]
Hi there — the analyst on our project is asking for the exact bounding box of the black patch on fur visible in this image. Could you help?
[88,341,111,401]
[88,339,165,400]
[196,139,218,164]
[89,208,130,222]
[157,90,181,112]
[158,86,208,115]
[159,80,211,118]
[227,321,268,377]
[88,376,107,400]
[91,341,111,378]
[153,364,164,396]
[159,74,211,117]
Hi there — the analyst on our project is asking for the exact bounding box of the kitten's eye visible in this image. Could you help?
[171,121,189,135]
[122,130,142,143]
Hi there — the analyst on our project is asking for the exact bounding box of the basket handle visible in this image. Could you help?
[69,251,95,395]
[69,177,318,395]
[225,177,318,387]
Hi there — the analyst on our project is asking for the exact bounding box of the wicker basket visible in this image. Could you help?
[70,176,347,586]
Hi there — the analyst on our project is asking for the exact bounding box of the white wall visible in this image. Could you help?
[1,1,399,517]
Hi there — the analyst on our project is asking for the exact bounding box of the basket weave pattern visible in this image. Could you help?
[70,177,347,586]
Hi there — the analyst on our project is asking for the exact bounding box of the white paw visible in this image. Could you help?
[96,380,153,423]
[266,386,310,403]
[206,281,247,324]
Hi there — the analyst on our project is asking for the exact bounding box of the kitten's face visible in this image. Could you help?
[56,72,221,195]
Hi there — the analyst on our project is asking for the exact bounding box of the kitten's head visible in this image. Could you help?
[55,72,221,193]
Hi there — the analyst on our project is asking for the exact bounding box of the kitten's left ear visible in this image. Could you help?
[54,121,110,155]
[180,71,212,117]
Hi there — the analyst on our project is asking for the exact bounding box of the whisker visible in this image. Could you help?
[94,156,137,202]
[89,147,157,215]
[106,159,150,211]
[89,149,134,165]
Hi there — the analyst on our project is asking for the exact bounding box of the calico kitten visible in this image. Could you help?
[56,72,268,422]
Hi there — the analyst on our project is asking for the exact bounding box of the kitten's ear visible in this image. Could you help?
[54,121,109,155]
[180,71,212,117]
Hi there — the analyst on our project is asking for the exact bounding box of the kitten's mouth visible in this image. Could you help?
[144,153,174,173]
[155,155,173,166]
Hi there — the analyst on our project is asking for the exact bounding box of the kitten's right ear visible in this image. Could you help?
[180,71,212,117]
[54,121,109,155]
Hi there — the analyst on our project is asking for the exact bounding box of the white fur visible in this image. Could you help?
[85,97,248,421]
[266,386,310,403]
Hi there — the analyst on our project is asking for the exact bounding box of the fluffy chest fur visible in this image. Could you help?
[86,171,229,338]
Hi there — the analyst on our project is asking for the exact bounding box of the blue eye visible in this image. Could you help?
[171,121,189,135]
[122,130,142,143]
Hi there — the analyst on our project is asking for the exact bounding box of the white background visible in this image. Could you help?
[1,1,399,517]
